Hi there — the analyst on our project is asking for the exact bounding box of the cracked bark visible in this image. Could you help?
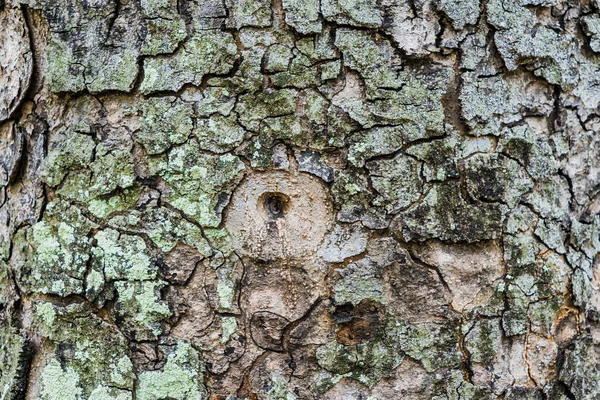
[1,0,599,399]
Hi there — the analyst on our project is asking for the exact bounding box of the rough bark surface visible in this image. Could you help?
[0,0,599,399]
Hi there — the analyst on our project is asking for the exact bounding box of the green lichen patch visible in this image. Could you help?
[315,321,405,387]
[136,341,207,400]
[92,229,156,282]
[89,143,136,195]
[13,200,96,296]
[331,169,389,229]
[236,89,297,132]
[137,97,194,155]
[525,176,571,221]
[317,317,459,386]
[486,0,578,86]
[108,207,212,255]
[334,29,401,92]
[33,301,135,398]
[270,50,321,89]
[225,0,272,28]
[38,357,83,400]
[559,337,600,399]
[459,72,553,134]
[406,132,461,182]
[267,374,297,400]
[497,124,559,180]
[321,0,383,28]
[282,0,322,34]
[393,321,461,372]
[264,44,293,73]
[41,129,96,188]
[195,114,246,153]
[148,140,246,227]
[439,0,480,30]
[347,124,423,168]
[87,229,158,301]
[140,32,238,93]
[141,18,187,56]
[333,259,385,306]
[114,280,172,340]
[582,15,600,53]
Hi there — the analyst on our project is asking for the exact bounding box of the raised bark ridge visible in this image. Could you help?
[0,0,599,399]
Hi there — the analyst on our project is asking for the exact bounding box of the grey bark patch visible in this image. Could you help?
[0,1,32,122]
[295,149,334,183]
[0,121,24,186]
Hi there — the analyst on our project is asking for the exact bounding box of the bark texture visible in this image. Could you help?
[1,0,600,399]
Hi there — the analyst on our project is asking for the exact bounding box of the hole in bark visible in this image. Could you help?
[261,192,290,219]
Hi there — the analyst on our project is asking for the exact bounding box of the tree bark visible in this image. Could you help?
[1,0,599,399]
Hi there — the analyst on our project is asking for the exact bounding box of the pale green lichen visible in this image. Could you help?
[220,316,237,343]
[264,44,293,73]
[137,341,206,400]
[348,124,423,167]
[0,324,30,400]
[334,29,450,132]
[267,374,297,400]
[487,0,578,86]
[282,0,321,34]
[92,229,157,282]
[89,144,136,194]
[439,0,480,29]
[226,0,271,28]
[108,207,212,255]
[41,129,95,187]
[526,176,571,220]
[38,358,83,400]
[141,18,187,56]
[14,201,96,296]
[464,319,501,363]
[137,97,194,155]
[88,386,132,400]
[215,258,239,311]
[114,280,172,340]
[148,140,245,227]
[140,32,238,93]
[582,15,600,53]
[236,89,297,132]
[36,302,56,327]
[333,260,384,305]
[33,301,135,398]
[195,114,246,153]
[393,321,461,372]
[321,0,383,28]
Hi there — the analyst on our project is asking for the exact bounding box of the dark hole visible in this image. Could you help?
[266,196,284,217]
[224,346,235,356]
[261,192,290,219]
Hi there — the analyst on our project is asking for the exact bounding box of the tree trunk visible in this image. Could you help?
[1,0,599,399]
